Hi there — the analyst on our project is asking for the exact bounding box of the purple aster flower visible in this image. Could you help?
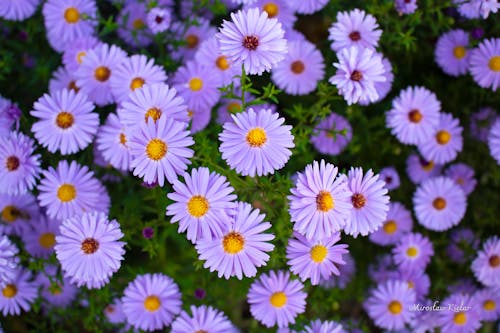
[318,252,355,290]
[195,36,239,88]
[216,90,254,125]
[104,298,127,324]
[398,269,430,300]
[37,264,78,308]
[62,36,101,72]
[48,66,80,94]
[360,56,394,105]
[379,166,400,191]
[171,305,235,332]
[42,0,97,52]
[364,279,416,331]
[116,2,151,48]
[172,60,221,111]
[0,96,18,137]
[392,233,434,272]
[369,202,413,246]
[38,160,110,221]
[122,273,182,332]
[445,163,477,195]
[22,215,60,259]
[300,319,346,333]
[147,7,171,34]
[129,116,194,187]
[272,39,325,95]
[436,293,481,333]
[446,227,480,264]
[406,153,442,184]
[344,167,390,237]
[474,288,500,321]
[286,231,348,285]
[55,211,125,289]
[288,0,328,14]
[413,176,467,231]
[0,0,40,21]
[31,88,98,155]
[329,46,386,105]
[288,160,353,240]
[454,0,481,18]
[0,268,38,315]
[217,8,288,75]
[244,0,296,29]
[0,192,39,236]
[418,112,463,164]
[369,254,399,283]
[488,118,500,165]
[187,106,212,133]
[170,18,216,61]
[0,235,19,288]
[96,113,132,172]
[386,86,441,145]
[110,55,167,103]
[435,29,470,76]
[479,0,500,18]
[75,43,128,106]
[248,270,307,328]
[472,236,500,287]
[310,112,352,156]
[166,167,237,243]
[328,9,382,52]
[219,108,294,177]
[470,38,500,91]
[395,0,418,14]
[470,107,498,142]
[0,131,41,195]
[196,202,274,279]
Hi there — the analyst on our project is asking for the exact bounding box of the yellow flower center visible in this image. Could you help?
[64,7,80,24]
[216,56,230,70]
[49,284,62,295]
[408,109,423,123]
[146,138,167,161]
[144,107,162,124]
[2,284,17,298]
[488,56,500,72]
[436,130,451,145]
[246,127,267,147]
[222,231,245,254]
[316,191,334,212]
[119,133,127,146]
[227,102,242,114]
[186,34,199,49]
[76,51,86,64]
[6,156,20,171]
[189,77,203,91]
[132,19,145,30]
[453,312,467,325]
[290,60,305,74]
[269,292,287,308]
[420,158,435,171]
[144,295,161,312]
[130,77,145,91]
[433,197,447,210]
[383,220,398,234]
[187,195,210,218]
[310,245,328,263]
[453,46,466,59]
[57,184,77,202]
[489,255,500,267]
[39,232,56,249]
[81,238,99,254]
[1,205,22,223]
[56,112,74,129]
[388,300,402,315]
[263,2,279,18]
[407,280,414,289]
[188,110,194,118]
[95,66,111,82]
[406,246,418,258]
[484,300,496,311]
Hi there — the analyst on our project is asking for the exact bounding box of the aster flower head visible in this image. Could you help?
[195,36,240,87]
[286,231,348,285]
[37,264,78,308]
[406,153,442,184]
[386,86,441,145]
[395,0,418,14]
[122,273,182,332]
[171,305,235,333]
[166,167,237,243]
[488,118,500,165]
[398,269,431,301]
[435,29,470,76]
[38,160,110,221]
[319,252,355,290]
[96,113,132,172]
[288,0,328,14]
[0,131,41,195]
[129,116,194,187]
[329,46,386,105]
[288,160,353,239]
[300,319,346,333]
[0,268,38,316]
[413,176,467,231]
[392,233,434,272]
[360,56,394,105]
[369,254,398,283]
[446,227,480,264]
[272,39,325,95]
[48,66,80,94]
[328,9,382,52]
[0,235,19,288]
[147,7,171,34]
[248,270,307,328]
[470,107,498,142]
[104,298,127,324]
[31,88,98,155]
[219,108,294,177]
[379,166,400,191]
[217,8,288,75]
[216,90,255,125]
[364,279,416,331]
[23,216,61,259]
[445,163,477,195]
[310,112,352,156]
[472,236,500,287]
[0,96,19,137]
[170,18,216,61]
[369,202,413,246]
[1,192,39,236]
[470,38,500,91]
[0,0,40,21]
[117,2,151,47]
[474,288,500,321]
[62,36,101,72]
[344,167,390,237]
[436,293,481,333]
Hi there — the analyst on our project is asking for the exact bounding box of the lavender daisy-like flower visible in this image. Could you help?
[386,86,441,145]
[217,8,288,75]
[395,0,418,14]
[392,233,434,272]
[344,167,390,237]
[329,46,386,105]
[48,66,80,94]
[0,268,38,315]
[474,288,500,321]
[328,9,382,52]
[319,252,355,290]
[445,163,477,195]
[435,29,470,76]
[446,228,479,264]
[288,0,328,14]
[55,211,125,289]
[286,231,348,285]
[418,112,463,164]
[0,235,19,288]
[147,7,171,34]
[0,96,18,137]
[170,18,216,61]
[38,160,110,221]
[364,280,416,331]
[62,36,101,72]
[379,166,400,191]
[219,108,294,177]
[31,89,98,155]
[488,118,500,165]
[436,293,481,333]
[359,56,394,106]
[310,112,352,156]
[0,193,39,236]
[470,38,500,91]
[472,236,500,287]
[166,167,237,243]
[22,216,61,259]
[216,90,254,125]
[398,269,430,301]
[116,2,151,48]
[245,0,296,29]
[369,202,413,246]
[129,116,194,186]
[122,273,182,332]
[0,131,41,195]
[470,107,498,142]
[37,264,78,308]
[75,43,128,106]
[406,153,442,184]
[104,298,127,324]
[96,113,131,172]
[195,36,239,87]
[0,0,40,21]
[413,176,466,231]
[248,270,307,328]
[272,39,325,95]
[288,160,353,240]
[300,319,346,333]
[171,305,235,333]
